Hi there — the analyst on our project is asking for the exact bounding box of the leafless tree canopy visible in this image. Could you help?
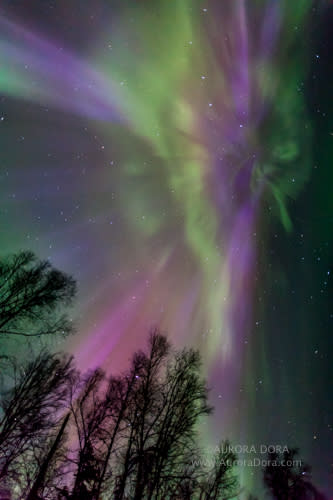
[0,251,76,339]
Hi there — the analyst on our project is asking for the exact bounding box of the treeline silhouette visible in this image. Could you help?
[0,334,238,498]
[0,251,328,499]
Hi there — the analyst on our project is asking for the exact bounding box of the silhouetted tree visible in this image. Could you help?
[0,351,74,495]
[0,250,76,340]
[69,368,107,500]
[111,331,238,500]
[95,366,143,498]
[263,447,326,500]
[26,412,70,500]
[143,347,212,499]
[197,441,239,499]
[108,331,171,500]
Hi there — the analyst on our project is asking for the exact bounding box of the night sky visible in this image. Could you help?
[0,1,332,497]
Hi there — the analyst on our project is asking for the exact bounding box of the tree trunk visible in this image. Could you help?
[26,413,70,500]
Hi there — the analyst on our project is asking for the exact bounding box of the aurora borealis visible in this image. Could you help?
[0,0,332,497]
